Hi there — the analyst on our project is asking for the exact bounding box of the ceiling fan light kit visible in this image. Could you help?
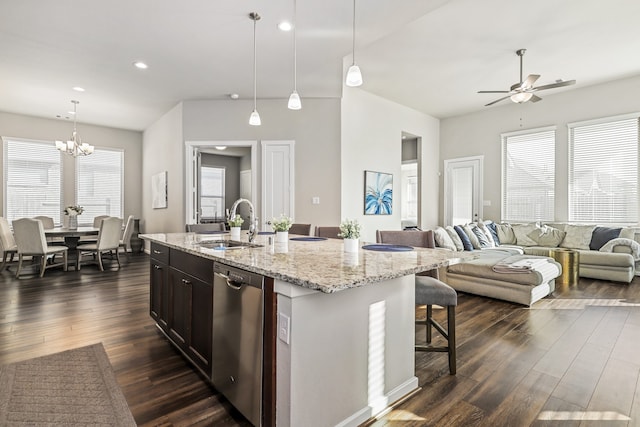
[479,48,576,107]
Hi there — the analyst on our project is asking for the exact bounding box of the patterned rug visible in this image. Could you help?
[0,343,136,426]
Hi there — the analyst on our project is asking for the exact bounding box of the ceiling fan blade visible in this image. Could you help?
[485,95,512,107]
[530,94,542,103]
[532,79,576,91]
[521,74,540,89]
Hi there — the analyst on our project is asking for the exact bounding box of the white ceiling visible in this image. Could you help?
[1,0,639,131]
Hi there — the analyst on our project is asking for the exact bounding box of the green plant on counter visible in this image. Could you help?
[339,218,361,239]
[227,214,244,227]
[271,214,293,232]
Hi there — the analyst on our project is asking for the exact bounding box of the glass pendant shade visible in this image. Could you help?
[249,109,261,126]
[288,90,301,110]
[55,100,94,156]
[510,92,533,103]
[346,64,363,87]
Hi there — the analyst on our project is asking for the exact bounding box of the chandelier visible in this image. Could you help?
[55,100,94,156]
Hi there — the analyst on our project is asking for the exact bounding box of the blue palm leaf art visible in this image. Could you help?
[365,172,393,215]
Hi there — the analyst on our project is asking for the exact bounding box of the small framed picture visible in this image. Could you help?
[364,170,393,215]
[152,171,168,209]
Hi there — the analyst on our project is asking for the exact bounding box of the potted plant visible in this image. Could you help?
[227,214,244,239]
[339,218,361,252]
[271,214,292,243]
[64,205,84,230]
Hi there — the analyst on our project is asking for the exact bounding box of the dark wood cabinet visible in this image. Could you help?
[149,242,169,331]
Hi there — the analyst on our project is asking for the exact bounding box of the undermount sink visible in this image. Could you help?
[198,240,262,250]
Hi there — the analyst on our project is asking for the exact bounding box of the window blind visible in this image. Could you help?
[200,166,225,219]
[502,129,555,222]
[568,116,639,224]
[76,148,124,224]
[4,138,62,224]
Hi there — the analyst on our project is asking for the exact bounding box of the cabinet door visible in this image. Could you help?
[150,260,169,330]
[189,278,213,374]
[169,268,192,349]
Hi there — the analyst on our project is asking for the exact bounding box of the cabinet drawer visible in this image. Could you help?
[170,248,213,283]
[150,242,169,264]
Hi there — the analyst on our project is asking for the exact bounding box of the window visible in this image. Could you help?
[4,138,62,224]
[502,128,555,222]
[569,114,639,224]
[76,148,124,223]
[200,166,225,220]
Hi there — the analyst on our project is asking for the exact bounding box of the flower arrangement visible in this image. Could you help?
[227,214,244,228]
[64,205,84,216]
[271,214,293,232]
[339,218,361,240]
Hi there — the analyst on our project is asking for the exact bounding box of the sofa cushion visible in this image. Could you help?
[579,249,635,268]
[434,226,457,251]
[447,254,559,286]
[485,221,501,245]
[496,223,516,244]
[512,223,539,246]
[445,226,464,251]
[561,225,595,250]
[463,224,482,249]
[589,226,621,250]
[471,224,492,248]
[454,225,474,251]
[529,225,566,247]
[477,222,497,247]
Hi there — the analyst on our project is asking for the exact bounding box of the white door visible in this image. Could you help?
[262,141,294,231]
[444,156,483,226]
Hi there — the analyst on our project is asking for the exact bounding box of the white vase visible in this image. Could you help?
[230,227,241,240]
[344,238,359,253]
[68,215,78,230]
[276,231,289,243]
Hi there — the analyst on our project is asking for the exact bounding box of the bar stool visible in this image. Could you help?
[415,275,457,375]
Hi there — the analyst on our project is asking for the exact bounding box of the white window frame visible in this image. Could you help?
[76,147,124,225]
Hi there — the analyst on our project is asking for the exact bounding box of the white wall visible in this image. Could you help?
[341,88,440,242]
[0,111,143,221]
[440,74,640,224]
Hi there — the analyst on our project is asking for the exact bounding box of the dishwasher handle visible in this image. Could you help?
[215,271,243,291]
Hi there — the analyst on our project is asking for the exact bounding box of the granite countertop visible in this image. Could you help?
[140,232,469,294]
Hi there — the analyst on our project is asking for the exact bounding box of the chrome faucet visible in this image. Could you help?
[229,198,258,242]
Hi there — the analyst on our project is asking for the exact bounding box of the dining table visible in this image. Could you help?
[45,227,99,270]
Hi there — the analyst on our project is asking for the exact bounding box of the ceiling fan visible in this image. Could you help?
[478,49,576,106]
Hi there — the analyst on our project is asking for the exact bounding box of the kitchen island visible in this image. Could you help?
[140,232,466,427]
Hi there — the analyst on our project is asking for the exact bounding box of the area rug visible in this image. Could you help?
[0,343,136,426]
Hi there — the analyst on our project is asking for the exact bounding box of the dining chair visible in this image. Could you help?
[289,223,311,236]
[93,215,110,228]
[12,218,68,278]
[119,215,135,260]
[186,223,226,233]
[0,217,18,272]
[376,229,458,375]
[314,226,343,239]
[77,217,123,271]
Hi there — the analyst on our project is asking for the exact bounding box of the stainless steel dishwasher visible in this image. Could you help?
[212,262,264,427]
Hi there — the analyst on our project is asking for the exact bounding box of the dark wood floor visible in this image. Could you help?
[1,254,639,426]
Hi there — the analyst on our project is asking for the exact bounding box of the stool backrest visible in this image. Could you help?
[314,226,342,239]
[376,230,436,248]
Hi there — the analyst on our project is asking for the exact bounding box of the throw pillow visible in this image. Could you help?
[560,224,596,250]
[463,224,482,249]
[434,226,457,251]
[453,225,474,251]
[512,223,539,246]
[477,222,496,247]
[529,225,566,247]
[619,227,638,240]
[496,223,516,244]
[589,226,622,250]
[471,224,492,248]
[445,226,464,251]
[485,221,501,245]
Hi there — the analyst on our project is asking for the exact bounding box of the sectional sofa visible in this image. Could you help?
[433,221,640,306]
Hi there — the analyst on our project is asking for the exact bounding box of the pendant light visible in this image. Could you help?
[55,100,94,156]
[345,0,363,87]
[287,0,302,110]
[249,12,261,126]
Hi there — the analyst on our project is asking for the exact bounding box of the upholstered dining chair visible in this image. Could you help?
[0,217,18,272]
[376,229,458,375]
[289,223,311,236]
[93,215,110,228]
[33,216,55,229]
[314,226,343,239]
[119,215,135,260]
[186,223,226,232]
[12,218,68,278]
[77,216,123,271]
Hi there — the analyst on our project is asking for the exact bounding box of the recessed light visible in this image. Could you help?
[230,93,239,100]
[133,61,148,69]
[72,86,85,92]
[216,146,227,150]
[278,21,293,31]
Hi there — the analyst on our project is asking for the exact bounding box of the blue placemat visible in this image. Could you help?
[362,244,414,252]
[289,237,328,241]
[258,231,275,235]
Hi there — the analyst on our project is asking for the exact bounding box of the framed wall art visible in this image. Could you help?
[152,171,168,209]
[364,170,393,215]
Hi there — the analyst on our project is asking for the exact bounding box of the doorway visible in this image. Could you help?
[443,156,483,226]
[401,132,421,229]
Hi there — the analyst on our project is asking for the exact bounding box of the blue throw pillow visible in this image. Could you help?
[454,225,474,251]
[485,221,501,245]
[590,226,621,250]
